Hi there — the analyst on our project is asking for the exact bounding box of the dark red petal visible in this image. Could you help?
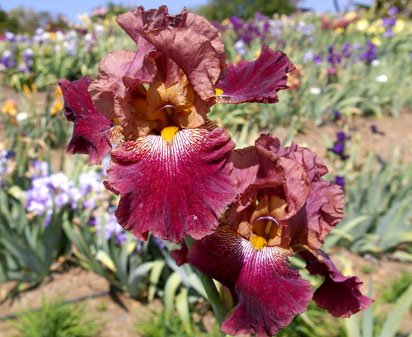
[216,45,294,104]
[105,127,235,242]
[59,77,112,165]
[301,250,373,318]
[188,227,313,337]
[170,241,188,266]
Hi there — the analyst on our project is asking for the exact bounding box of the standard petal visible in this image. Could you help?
[105,127,235,242]
[117,6,224,101]
[301,250,373,318]
[216,45,294,104]
[59,77,112,165]
[188,226,312,337]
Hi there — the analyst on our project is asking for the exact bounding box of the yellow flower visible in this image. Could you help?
[371,37,381,46]
[394,19,405,34]
[50,100,64,116]
[1,100,17,116]
[55,86,62,98]
[356,19,369,32]
[22,84,36,96]
[335,28,344,35]
[344,12,357,21]
[48,32,57,40]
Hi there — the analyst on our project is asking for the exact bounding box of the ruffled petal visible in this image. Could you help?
[188,227,312,337]
[117,6,224,101]
[286,181,344,250]
[285,143,329,183]
[301,250,373,318]
[59,77,112,165]
[216,45,294,104]
[105,127,235,242]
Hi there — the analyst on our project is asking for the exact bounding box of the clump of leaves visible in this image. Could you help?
[381,272,412,304]
[137,311,221,337]
[14,298,100,337]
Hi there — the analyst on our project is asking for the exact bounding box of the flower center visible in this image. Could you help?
[250,235,267,250]
[247,195,287,247]
[161,126,179,143]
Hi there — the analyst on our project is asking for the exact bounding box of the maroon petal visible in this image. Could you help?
[188,227,313,337]
[216,45,294,104]
[105,127,235,242]
[59,77,112,165]
[301,250,373,318]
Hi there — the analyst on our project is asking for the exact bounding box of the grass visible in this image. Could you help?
[136,311,221,337]
[13,298,100,337]
[381,272,412,304]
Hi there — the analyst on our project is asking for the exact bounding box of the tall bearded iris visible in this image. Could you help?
[59,6,294,243]
[188,135,372,337]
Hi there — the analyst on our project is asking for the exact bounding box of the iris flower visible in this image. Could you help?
[59,6,294,243]
[188,135,372,337]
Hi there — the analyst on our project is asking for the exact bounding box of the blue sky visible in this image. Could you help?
[0,0,373,21]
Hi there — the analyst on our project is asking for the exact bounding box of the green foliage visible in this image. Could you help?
[344,283,412,337]
[381,272,412,304]
[196,0,296,21]
[0,7,19,33]
[0,189,69,286]
[14,299,100,337]
[137,311,221,337]
[324,155,412,256]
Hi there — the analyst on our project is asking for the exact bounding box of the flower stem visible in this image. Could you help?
[184,237,227,323]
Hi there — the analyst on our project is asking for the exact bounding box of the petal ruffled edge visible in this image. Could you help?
[215,45,294,104]
[301,250,373,318]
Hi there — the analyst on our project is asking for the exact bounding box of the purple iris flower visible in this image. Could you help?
[1,50,16,69]
[328,132,349,160]
[23,48,34,68]
[335,176,345,189]
[313,54,322,65]
[5,32,16,43]
[360,41,377,64]
[342,43,352,58]
[333,110,342,121]
[388,7,399,16]
[327,46,342,66]
[230,16,244,31]
[382,17,396,27]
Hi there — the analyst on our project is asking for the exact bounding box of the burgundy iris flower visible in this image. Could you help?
[188,135,372,337]
[59,6,294,243]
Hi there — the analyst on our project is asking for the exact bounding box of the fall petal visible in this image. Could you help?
[301,250,373,318]
[188,226,312,337]
[216,45,294,104]
[105,127,235,242]
[59,77,112,165]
